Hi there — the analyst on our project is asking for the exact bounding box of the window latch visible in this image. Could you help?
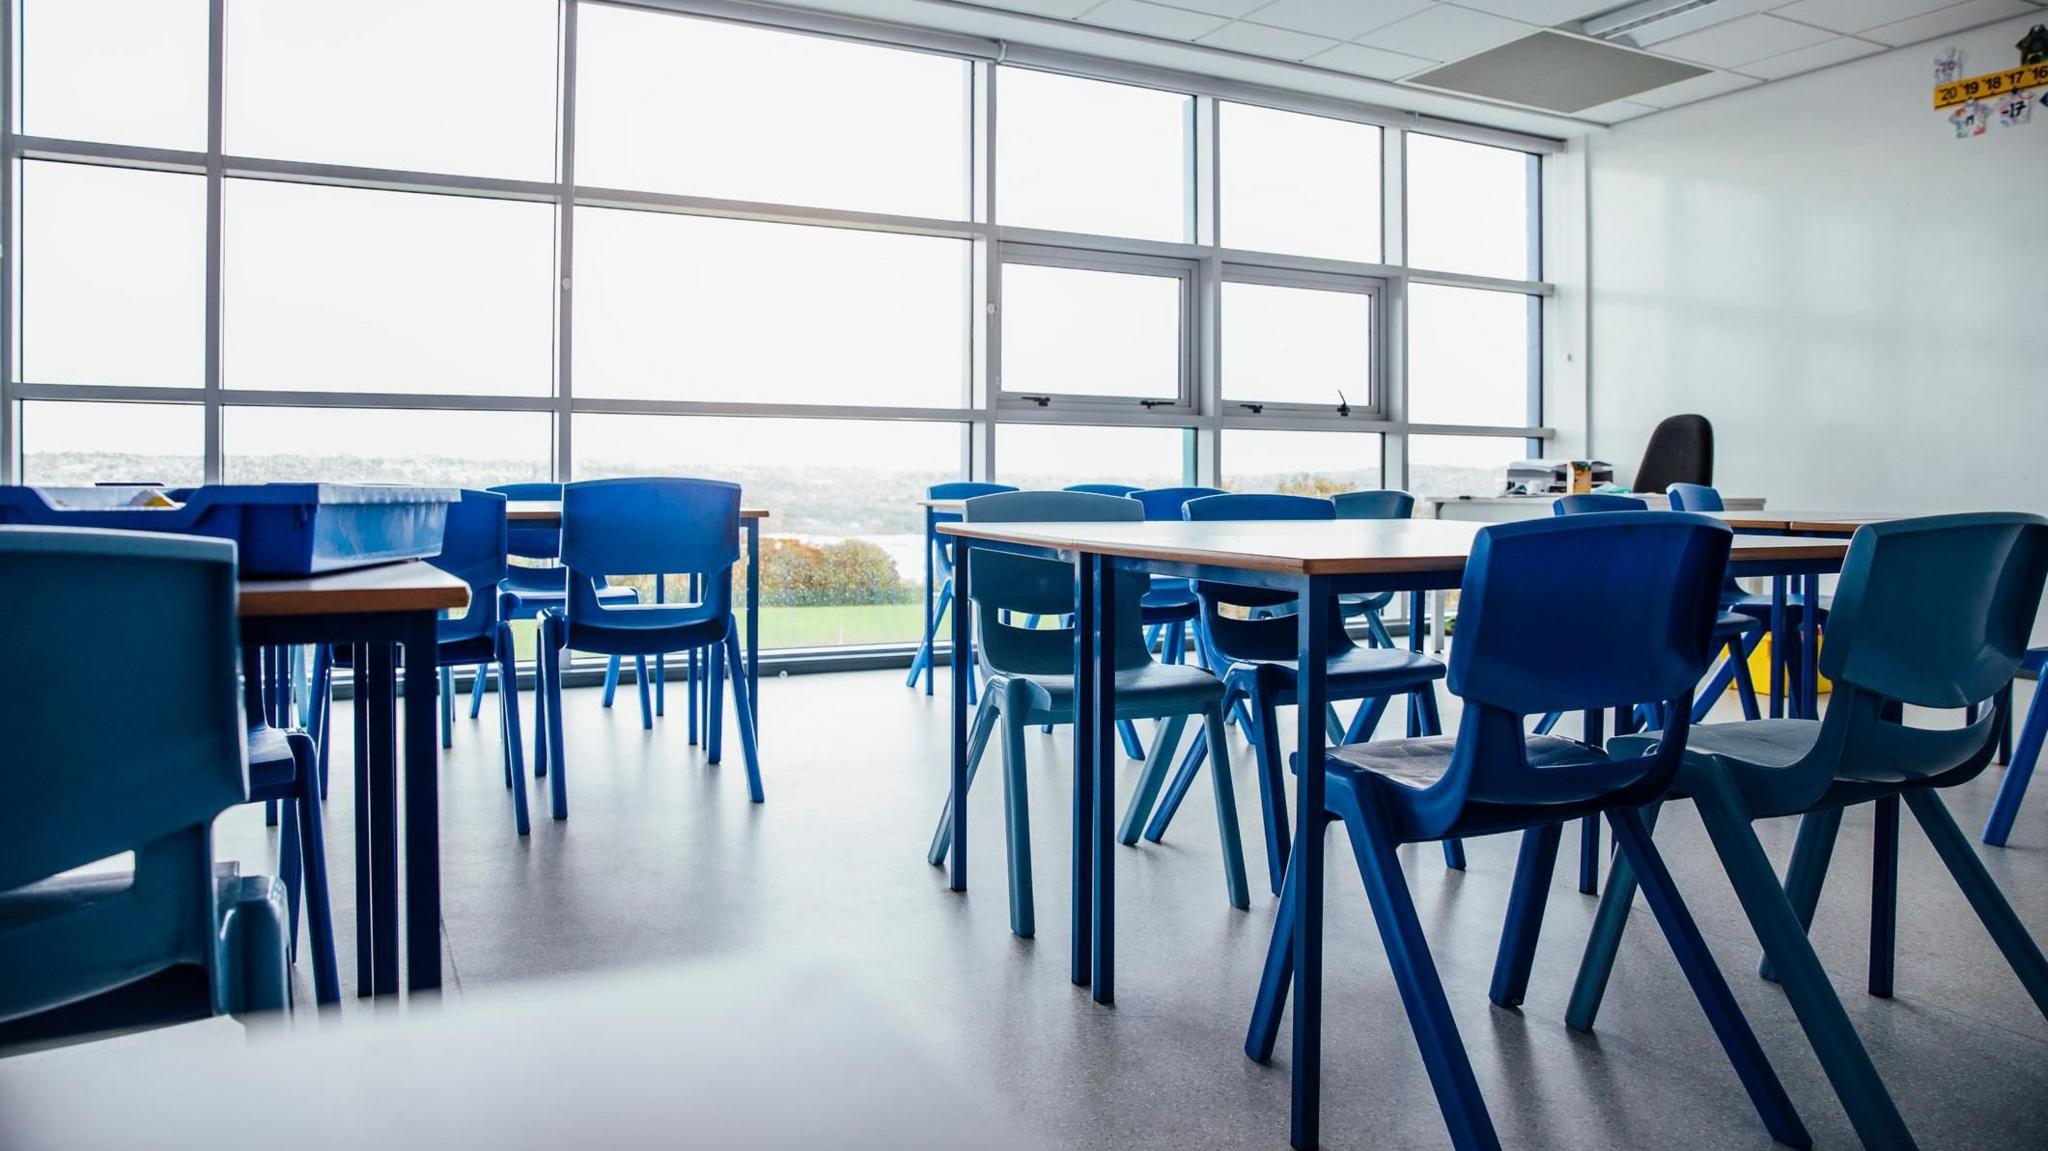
[1336,390,1351,418]
[1138,399,1175,409]
[1237,402,1265,415]
[1017,394,1051,408]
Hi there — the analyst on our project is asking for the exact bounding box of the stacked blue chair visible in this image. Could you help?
[1331,488,1415,650]
[1063,482,1142,497]
[536,478,762,817]
[1127,487,1221,666]
[0,527,297,1040]
[487,482,648,735]
[1984,646,2048,844]
[924,490,1247,936]
[1135,493,1457,892]
[907,482,1016,700]
[1249,511,1810,1151]
[1571,513,2048,1150]
[1668,481,1824,714]
[307,490,531,836]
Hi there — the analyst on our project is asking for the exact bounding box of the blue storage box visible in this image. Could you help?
[0,484,458,577]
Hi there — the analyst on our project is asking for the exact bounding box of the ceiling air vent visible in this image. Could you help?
[1407,30,1706,114]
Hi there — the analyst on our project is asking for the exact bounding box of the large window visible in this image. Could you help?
[4,2,1553,652]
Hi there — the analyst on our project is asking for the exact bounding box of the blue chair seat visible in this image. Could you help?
[502,578,636,615]
[1616,719,1821,776]
[1332,733,1616,795]
[1239,645,1447,696]
[561,610,729,659]
[997,661,1224,721]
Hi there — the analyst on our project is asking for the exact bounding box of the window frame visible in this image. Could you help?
[1217,262,1387,423]
[994,243,1197,417]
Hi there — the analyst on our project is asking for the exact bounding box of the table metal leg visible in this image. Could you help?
[1769,578,1787,720]
[1579,708,1607,895]
[1802,572,1821,721]
[1431,589,1447,655]
[1291,576,1331,1150]
[949,540,973,894]
[1091,556,1118,1005]
[365,641,400,995]
[351,644,372,997]
[1071,552,1096,988]
[402,614,442,993]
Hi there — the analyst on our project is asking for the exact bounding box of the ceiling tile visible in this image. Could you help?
[1737,33,1884,79]
[1356,4,1537,59]
[965,0,1103,16]
[1575,98,1661,123]
[1770,0,1970,35]
[1624,0,1779,46]
[1078,0,1231,39]
[1198,20,1343,59]
[1862,0,2041,47]
[1242,0,1434,41]
[1450,0,1618,26]
[1650,13,1837,67]
[1136,0,1271,16]
[1629,67,1762,107]
[1306,40,1440,77]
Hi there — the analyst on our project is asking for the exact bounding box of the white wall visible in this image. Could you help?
[1585,14,2048,515]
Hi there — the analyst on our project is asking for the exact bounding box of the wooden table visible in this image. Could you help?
[503,501,769,725]
[1712,510,1903,535]
[935,517,1847,1148]
[1418,492,1768,523]
[240,560,468,997]
[0,959,1044,1150]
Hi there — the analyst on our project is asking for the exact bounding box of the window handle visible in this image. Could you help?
[1139,399,1175,409]
[1237,402,1265,415]
[1016,394,1051,408]
[1336,390,1351,418]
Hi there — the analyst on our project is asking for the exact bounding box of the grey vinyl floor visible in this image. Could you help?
[206,664,2047,1150]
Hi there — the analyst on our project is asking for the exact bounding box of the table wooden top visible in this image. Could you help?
[238,560,470,618]
[506,500,770,523]
[0,960,1042,1151]
[938,519,1847,576]
[1711,510,1907,533]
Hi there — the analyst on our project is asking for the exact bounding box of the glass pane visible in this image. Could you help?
[1406,285,1534,427]
[222,407,552,487]
[575,414,962,649]
[222,181,555,395]
[18,0,207,149]
[17,400,204,487]
[993,424,1186,491]
[1222,429,1380,496]
[19,163,205,388]
[1221,281,1371,408]
[578,7,968,219]
[1220,103,1379,261]
[1000,264,1180,401]
[1406,134,1535,281]
[225,0,558,180]
[574,208,967,407]
[997,68,1190,242]
[1408,434,1523,498]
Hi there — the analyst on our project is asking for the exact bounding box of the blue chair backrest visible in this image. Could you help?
[1333,489,1416,520]
[560,478,741,623]
[489,481,563,562]
[1429,513,1731,822]
[1129,486,1224,522]
[1554,492,1647,516]
[1182,493,1350,657]
[0,527,246,1020]
[1065,483,1142,497]
[432,490,508,645]
[1666,482,1724,513]
[962,491,1150,677]
[930,482,1016,571]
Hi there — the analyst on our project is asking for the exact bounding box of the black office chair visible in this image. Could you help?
[1632,414,1713,494]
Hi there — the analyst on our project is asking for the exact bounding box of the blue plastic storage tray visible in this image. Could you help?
[0,484,458,577]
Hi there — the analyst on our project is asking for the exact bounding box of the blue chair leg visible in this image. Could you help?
[1116,718,1145,762]
[1692,776,1916,1150]
[1324,704,1346,745]
[308,645,333,801]
[927,693,1002,865]
[1489,822,1563,1008]
[687,643,701,746]
[1903,787,2048,1015]
[540,616,568,820]
[1730,632,1763,721]
[287,732,341,1006]
[1986,683,2047,845]
[496,624,530,837]
[1142,725,1207,844]
[1246,848,1298,1063]
[1566,801,1663,1031]
[470,659,488,719]
[1578,815,1601,894]
[998,684,1035,937]
[635,655,653,731]
[1118,713,1189,846]
[601,653,622,708]
[1761,806,1841,982]
[532,651,549,779]
[722,632,765,803]
[439,666,454,750]
[1607,806,1812,1149]
[278,794,302,962]
[708,641,726,764]
[1532,711,1562,736]
[1250,692,1291,898]
[1870,796,1898,998]
[1204,704,1250,910]
[1342,695,1391,745]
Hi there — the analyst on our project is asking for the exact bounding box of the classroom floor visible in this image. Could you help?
[206,664,2046,1150]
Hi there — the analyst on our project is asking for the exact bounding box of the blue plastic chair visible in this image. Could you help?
[1247,511,1810,1151]
[307,490,532,836]
[536,478,763,817]
[0,527,295,1040]
[1984,646,2048,845]
[1571,513,2048,1150]
[924,491,1247,937]
[1063,482,1142,497]
[906,482,1016,700]
[1135,492,1457,893]
[1331,489,1415,649]
[1668,481,1826,711]
[487,482,647,734]
[1126,487,1222,667]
